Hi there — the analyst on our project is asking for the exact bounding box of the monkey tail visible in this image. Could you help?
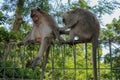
[92,37,98,80]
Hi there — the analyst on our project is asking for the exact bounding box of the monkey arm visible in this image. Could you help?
[68,20,79,28]
[22,33,31,43]
[59,19,79,35]
[59,29,69,35]
[26,37,51,69]
[19,26,37,46]
[45,15,64,42]
[17,33,31,46]
[50,23,64,42]
[17,32,35,47]
[61,20,79,31]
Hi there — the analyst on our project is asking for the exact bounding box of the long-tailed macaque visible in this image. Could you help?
[60,8,100,80]
[19,8,63,69]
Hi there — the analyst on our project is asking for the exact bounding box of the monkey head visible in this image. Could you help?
[62,8,82,28]
[62,11,74,25]
[30,8,45,24]
[62,12,69,25]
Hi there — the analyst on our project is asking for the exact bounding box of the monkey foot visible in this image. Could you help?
[27,40,35,44]
[17,42,24,47]
[26,57,40,70]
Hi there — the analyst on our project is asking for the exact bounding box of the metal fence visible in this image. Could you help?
[0,40,120,80]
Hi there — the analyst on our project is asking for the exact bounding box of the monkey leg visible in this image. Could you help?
[26,37,51,69]
[40,46,50,80]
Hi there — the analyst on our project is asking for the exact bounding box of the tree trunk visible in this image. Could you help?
[4,0,25,60]
[12,0,25,33]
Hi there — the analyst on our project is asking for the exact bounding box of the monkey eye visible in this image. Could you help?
[31,14,36,18]
[62,18,66,24]
[67,12,70,14]
[31,9,33,12]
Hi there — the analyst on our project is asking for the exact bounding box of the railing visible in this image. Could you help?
[0,40,120,80]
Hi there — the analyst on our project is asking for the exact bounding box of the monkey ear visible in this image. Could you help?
[31,8,34,12]
[37,7,45,14]
[73,8,80,13]
[37,7,41,11]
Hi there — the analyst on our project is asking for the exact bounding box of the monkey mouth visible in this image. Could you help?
[32,17,39,23]
[32,19,38,23]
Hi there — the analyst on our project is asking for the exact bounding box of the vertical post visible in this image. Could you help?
[73,44,76,80]
[3,44,6,80]
[21,44,26,80]
[51,46,54,80]
[62,44,65,79]
[109,39,112,80]
[12,44,15,80]
[85,43,88,80]
[97,46,100,80]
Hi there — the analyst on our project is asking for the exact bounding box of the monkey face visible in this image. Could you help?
[30,9,43,23]
[62,18,66,25]
[62,12,71,25]
[62,13,68,25]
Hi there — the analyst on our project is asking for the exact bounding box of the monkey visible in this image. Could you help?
[60,8,100,80]
[18,8,64,69]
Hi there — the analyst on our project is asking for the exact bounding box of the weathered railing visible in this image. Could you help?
[0,40,120,80]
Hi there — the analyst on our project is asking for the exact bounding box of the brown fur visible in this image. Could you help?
[19,8,63,69]
[61,8,100,80]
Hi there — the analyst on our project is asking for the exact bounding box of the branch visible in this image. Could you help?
[60,40,91,45]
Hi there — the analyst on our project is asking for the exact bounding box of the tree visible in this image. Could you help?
[103,17,120,79]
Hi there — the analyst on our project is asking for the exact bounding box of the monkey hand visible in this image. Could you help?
[26,60,37,70]
[27,40,35,44]
[59,27,66,31]
[17,42,24,47]
[59,38,65,43]
[59,28,70,35]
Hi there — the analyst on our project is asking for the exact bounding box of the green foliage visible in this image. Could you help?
[102,17,120,79]
[0,11,6,25]
[0,27,17,42]
[92,0,120,17]
[101,17,120,43]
